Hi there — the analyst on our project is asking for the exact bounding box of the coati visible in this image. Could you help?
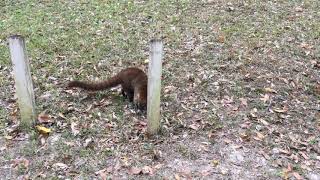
[67,67,147,110]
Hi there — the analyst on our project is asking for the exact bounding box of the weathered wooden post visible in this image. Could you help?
[8,35,36,130]
[147,39,163,136]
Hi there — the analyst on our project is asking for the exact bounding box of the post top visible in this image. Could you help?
[150,39,163,44]
[8,34,24,40]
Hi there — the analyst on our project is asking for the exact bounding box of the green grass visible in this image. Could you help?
[1,0,320,178]
[1,0,190,67]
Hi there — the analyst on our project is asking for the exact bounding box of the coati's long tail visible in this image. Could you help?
[67,75,122,91]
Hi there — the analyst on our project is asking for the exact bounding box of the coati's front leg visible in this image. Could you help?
[121,86,134,102]
[127,91,134,102]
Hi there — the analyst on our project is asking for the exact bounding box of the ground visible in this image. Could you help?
[0,0,319,179]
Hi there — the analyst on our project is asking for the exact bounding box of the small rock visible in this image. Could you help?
[307,173,320,180]
[255,125,264,131]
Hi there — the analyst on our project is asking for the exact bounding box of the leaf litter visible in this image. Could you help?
[0,0,320,179]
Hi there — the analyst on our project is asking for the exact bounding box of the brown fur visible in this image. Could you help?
[67,67,147,110]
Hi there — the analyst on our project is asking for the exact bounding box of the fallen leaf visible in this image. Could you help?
[259,119,270,126]
[279,149,291,155]
[121,156,130,167]
[53,162,68,170]
[58,113,67,120]
[129,167,142,175]
[35,125,51,134]
[189,123,200,130]
[254,132,265,141]
[38,113,53,123]
[239,98,248,107]
[260,94,270,103]
[201,169,211,176]
[295,7,303,12]
[83,138,94,148]
[40,136,46,145]
[207,131,215,138]
[299,151,309,160]
[174,174,181,180]
[211,160,219,167]
[240,131,251,141]
[12,158,29,169]
[153,164,163,170]
[5,135,13,140]
[95,168,107,180]
[292,172,303,180]
[218,34,225,43]
[301,164,312,171]
[250,108,258,118]
[221,169,228,175]
[264,88,277,93]
[142,166,154,175]
[71,122,80,136]
[273,107,288,113]
[259,151,271,160]
[287,163,293,172]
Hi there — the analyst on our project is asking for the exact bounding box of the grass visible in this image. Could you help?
[1,0,320,179]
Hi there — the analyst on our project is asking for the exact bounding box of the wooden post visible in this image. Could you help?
[8,35,36,130]
[147,39,163,136]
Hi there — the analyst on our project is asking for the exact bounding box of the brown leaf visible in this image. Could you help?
[12,158,29,170]
[299,151,309,160]
[224,139,232,144]
[5,135,13,140]
[38,113,53,123]
[153,163,163,170]
[240,131,251,141]
[292,172,303,180]
[279,149,291,155]
[259,119,270,126]
[218,34,225,43]
[71,122,80,136]
[260,94,270,103]
[174,174,181,180]
[273,107,288,113]
[129,167,142,175]
[83,138,94,148]
[201,169,211,177]
[164,86,176,93]
[240,121,251,129]
[207,131,215,138]
[259,151,271,160]
[295,7,303,12]
[58,113,67,120]
[264,87,277,93]
[300,42,313,49]
[250,108,258,118]
[52,162,68,170]
[211,160,219,167]
[95,169,107,180]
[287,163,293,172]
[189,123,200,130]
[239,98,248,107]
[142,166,154,175]
[254,132,265,141]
